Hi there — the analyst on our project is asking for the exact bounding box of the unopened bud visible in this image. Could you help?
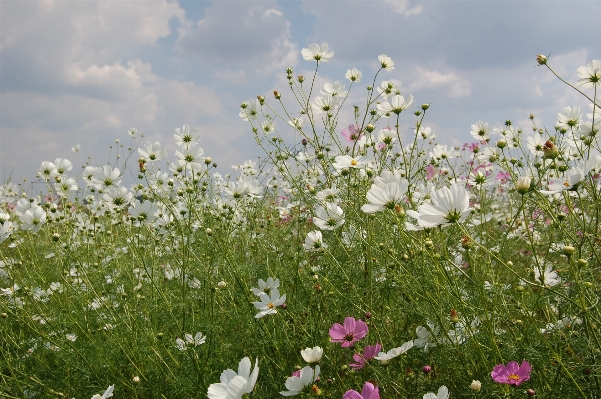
[516,176,532,194]
[205,228,212,236]
[536,54,548,65]
[421,104,430,111]
[297,75,304,83]
[543,140,558,159]
[470,380,482,391]
[450,309,459,323]
[562,245,576,255]
[274,90,281,99]
[365,124,375,133]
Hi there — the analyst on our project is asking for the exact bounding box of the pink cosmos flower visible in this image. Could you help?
[425,164,438,180]
[491,360,532,386]
[329,317,368,348]
[350,343,381,370]
[343,381,380,399]
[341,125,363,142]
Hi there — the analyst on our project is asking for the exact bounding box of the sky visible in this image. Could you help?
[1,0,599,187]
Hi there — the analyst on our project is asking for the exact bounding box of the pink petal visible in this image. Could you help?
[343,390,363,399]
[506,361,519,375]
[329,323,346,340]
[343,317,357,333]
[491,364,508,383]
[361,382,378,399]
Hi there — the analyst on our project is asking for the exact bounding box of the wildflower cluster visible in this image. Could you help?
[0,44,600,398]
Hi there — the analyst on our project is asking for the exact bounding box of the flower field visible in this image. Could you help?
[1,45,600,398]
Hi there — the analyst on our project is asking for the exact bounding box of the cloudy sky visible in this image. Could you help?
[1,0,599,186]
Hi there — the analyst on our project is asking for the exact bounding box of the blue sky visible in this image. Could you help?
[1,0,599,185]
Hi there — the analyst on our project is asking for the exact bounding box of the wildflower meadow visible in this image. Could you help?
[1,44,601,398]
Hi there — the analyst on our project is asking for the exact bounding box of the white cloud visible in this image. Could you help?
[176,1,298,74]
[383,0,423,17]
[406,67,471,97]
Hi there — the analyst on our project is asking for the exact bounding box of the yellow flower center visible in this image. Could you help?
[267,302,274,309]
[508,374,521,382]
[351,159,358,166]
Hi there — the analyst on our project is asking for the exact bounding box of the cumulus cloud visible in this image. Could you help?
[405,67,471,97]
[383,0,423,17]
[176,1,297,74]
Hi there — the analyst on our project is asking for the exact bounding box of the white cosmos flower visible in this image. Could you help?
[540,157,596,195]
[300,346,323,363]
[251,277,280,296]
[470,121,490,141]
[138,141,167,162]
[288,116,305,130]
[332,155,371,171]
[313,202,345,231]
[361,180,409,214]
[54,158,73,176]
[174,124,201,146]
[239,99,261,121]
[556,106,583,130]
[377,94,413,115]
[430,144,458,160]
[0,221,14,244]
[91,385,114,399]
[534,264,560,287]
[423,386,449,399]
[302,230,326,252]
[37,161,57,181]
[301,43,334,62]
[378,54,395,71]
[20,205,46,233]
[175,142,206,171]
[376,80,400,100]
[576,60,601,88]
[526,134,546,156]
[322,81,347,98]
[345,68,362,82]
[280,365,320,396]
[311,94,339,114]
[176,332,206,351]
[207,357,259,399]
[414,184,472,228]
[413,321,440,352]
[102,186,134,210]
[91,165,122,190]
[253,288,286,318]
[374,340,413,361]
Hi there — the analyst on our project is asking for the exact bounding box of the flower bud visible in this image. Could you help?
[365,124,375,133]
[470,380,482,391]
[297,75,304,83]
[273,90,281,99]
[204,157,212,165]
[516,176,532,194]
[256,95,265,105]
[527,388,536,396]
[421,104,430,111]
[536,54,548,65]
[422,365,432,374]
[133,376,140,383]
[450,309,459,323]
[543,140,558,159]
[496,139,507,149]
[205,228,212,236]
[562,245,576,255]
